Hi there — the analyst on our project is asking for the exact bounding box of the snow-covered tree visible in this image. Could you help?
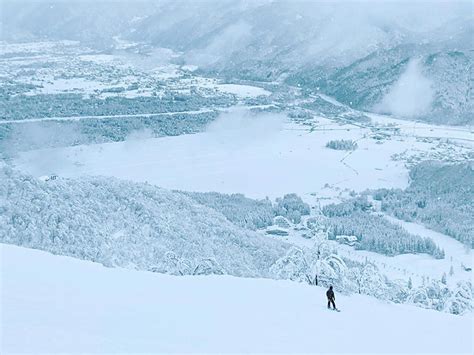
[159,251,192,276]
[274,193,310,223]
[441,272,447,285]
[445,281,472,315]
[270,242,348,290]
[375,162,474,248]
[193,258,225,276]
[182,191,275,230]
[323,197,444,258]
[386,279,410,304]
[407,280,451,311]
[270,247,309,282]
[348,267,364,294]
[309,254,347,288]
[274,216,292,228]
[354,263,390,300]
[325,139,358,151]
[304,234,346,287]
[305,214,329,232]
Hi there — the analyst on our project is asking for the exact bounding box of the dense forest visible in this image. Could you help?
[323,198,445,258]
[374,162,474,247]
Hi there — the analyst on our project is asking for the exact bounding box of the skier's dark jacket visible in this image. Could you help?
[326,288,335,300]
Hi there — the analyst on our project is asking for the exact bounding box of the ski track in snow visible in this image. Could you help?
[2,243,472,354]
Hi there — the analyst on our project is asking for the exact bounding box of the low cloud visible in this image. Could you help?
[186,21,253,68]
[1,122,85,176]
[204,107,285,149]
[375,58,434,118]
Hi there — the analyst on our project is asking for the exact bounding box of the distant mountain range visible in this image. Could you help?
[2,0,472,125]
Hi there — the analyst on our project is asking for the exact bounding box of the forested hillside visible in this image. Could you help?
[0,166,287,277]
[375,162,474,247]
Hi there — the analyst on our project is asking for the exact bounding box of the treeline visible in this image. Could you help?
[181,192,275,230]
[0,92,233,121]
[374,161,474,247]
[0,111,219,154]
[182,192,311,229]
[323,197,445,258]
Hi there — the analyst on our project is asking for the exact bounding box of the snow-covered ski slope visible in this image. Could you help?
[1,244,472,354]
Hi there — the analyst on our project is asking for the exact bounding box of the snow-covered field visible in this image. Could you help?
[1,244,472,354]
[216,83,271,98]
[14,105,472,201]
[367,113,474,146]
[14,109,411,199]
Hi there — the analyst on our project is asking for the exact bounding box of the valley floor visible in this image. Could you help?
[14,106,472,201]
[1,244,472,354]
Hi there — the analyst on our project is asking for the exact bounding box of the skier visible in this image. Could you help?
[326,285,337,310]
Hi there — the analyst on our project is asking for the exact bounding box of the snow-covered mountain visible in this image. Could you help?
[2,243,472,353]
[2,0,472,124]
